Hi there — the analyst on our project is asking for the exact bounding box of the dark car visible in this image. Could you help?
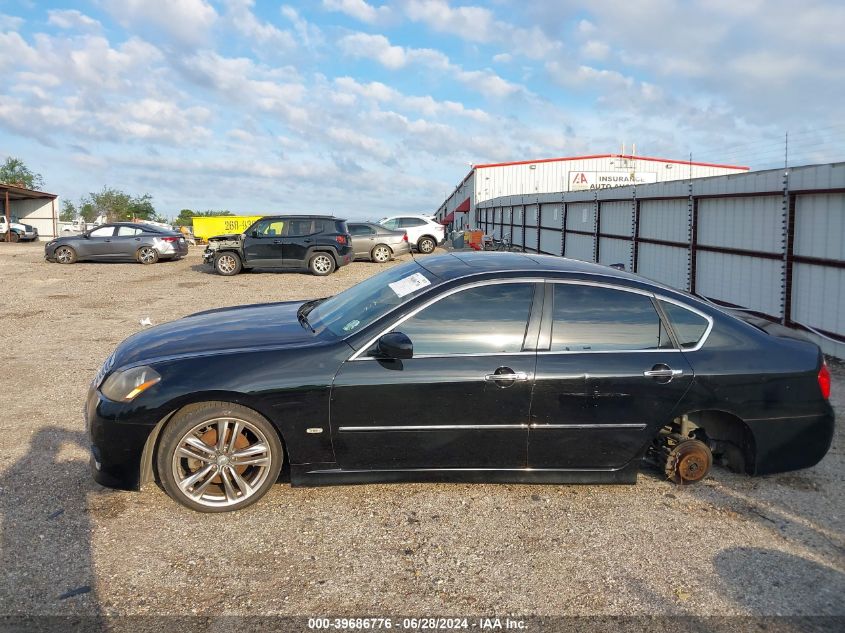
[348,222,411,262]
[45,222,188,264]
[202,215,353,276]
[87,252,834,512]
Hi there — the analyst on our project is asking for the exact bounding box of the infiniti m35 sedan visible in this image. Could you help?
[86,252,834,511]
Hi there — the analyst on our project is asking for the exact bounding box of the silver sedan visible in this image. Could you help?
[348,222,411,263]
[44,222,188,265]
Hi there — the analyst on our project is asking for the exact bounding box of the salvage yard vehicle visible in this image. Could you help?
[348,222,410,262]
[1,216,38,242]
[203,215,353,276]
[378,214,445,254]
[86,252,834,512]
[45,222,187,264]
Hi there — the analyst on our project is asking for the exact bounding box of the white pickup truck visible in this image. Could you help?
[0,217,38,242]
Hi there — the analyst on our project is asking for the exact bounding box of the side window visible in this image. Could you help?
[116,226,141,237]
[89,226,115,237]
[400,218,426,227]
[287,219,315,236]
[382,219,398,230]
[551,284,669,352]
[349,224,370,236]
[395,283,535,356]
[659,300,710,349]
[254,220,285,237]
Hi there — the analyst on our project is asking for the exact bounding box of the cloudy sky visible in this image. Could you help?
[1,0,843,219]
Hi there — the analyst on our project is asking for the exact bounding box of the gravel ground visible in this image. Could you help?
[0,241,843,620]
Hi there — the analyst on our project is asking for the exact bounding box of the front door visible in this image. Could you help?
[529,282,693,469]
[331,281,541,469]
[243,218,286,267]
[83,225,117,258]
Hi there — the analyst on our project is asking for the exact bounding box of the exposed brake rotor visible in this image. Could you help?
[663,438,713,485]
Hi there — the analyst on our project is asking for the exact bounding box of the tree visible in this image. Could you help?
[0,157,44,190]
[60,200,75,222]
[174,209,233,226]
[84,187,156,222]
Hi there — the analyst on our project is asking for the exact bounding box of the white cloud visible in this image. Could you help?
[101,0,217,47]
[0,13,24,30]
[223,0,296,50]
[492,53,511,64]
[322,0,392,24]
[47,10,101,31]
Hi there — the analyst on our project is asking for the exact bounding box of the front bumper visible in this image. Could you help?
[86,387,158,490]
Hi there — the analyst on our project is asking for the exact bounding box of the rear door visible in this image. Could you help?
[349,224,376,257]
[281,218,317,266]
[529,282,693,469]
[331,280,542,470]
[113,225,145,258]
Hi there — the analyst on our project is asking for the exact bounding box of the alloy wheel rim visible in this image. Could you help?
[139,247,156,264]
[171,417,273,508]
[421,239,434,253]
[56,247,72,263]
[314,255,331,273]
[217,254,236,273]
[374,246,389,262]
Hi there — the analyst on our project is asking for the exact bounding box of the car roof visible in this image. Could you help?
[380,214,435,220]
[416,251,672,289]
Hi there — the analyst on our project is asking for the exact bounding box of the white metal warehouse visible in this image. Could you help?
[1,183,59,239]
[435,153,748,229]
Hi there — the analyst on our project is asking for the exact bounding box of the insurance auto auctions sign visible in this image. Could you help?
[568,171,658,191]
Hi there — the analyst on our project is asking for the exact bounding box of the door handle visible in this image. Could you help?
[485,372,528,381]
[134,238,141,241]
[304,239,313,243]
[643,369,683,377]
[273,239,283,244]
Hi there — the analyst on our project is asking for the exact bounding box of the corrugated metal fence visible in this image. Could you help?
[475,162,845,358]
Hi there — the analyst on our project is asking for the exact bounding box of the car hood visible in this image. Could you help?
[207,233,244,242]
[111,300,317,367]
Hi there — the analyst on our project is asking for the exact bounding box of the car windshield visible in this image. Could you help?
[307,260,440,337]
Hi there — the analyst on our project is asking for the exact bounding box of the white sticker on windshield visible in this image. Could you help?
[388,272,431,298]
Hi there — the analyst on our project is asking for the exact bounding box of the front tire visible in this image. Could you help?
[137,246,159,265]
[371,244,392,263]
[214,251,242,276]
[9,231,20,243]
[54,245,77,264]
[417,236,436,254]
[157,402,284,512]
[309,252,336,276]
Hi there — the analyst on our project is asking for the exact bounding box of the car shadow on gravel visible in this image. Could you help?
[0,426,102,619]
[714,547,845,614]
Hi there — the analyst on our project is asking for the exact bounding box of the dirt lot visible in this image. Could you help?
[0,241,843,620]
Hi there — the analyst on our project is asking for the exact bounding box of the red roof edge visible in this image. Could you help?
[472,153,750,172]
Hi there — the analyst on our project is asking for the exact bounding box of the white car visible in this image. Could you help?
[377,214,445,254]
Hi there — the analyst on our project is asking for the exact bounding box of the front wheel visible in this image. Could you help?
[309,252,336,276]
[54,245,77,264]
[214,251,242,276]
[157,402,284,512]
[137,246,159,265]
[417,236,436,254]
[9,231,20,243]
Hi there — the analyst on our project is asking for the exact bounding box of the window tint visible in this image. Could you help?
[395,283,535,356]
[399,217,426,227]
[659,300,710,348]
[116,226,142,236]
[349,224,374,236]
[551,284,668,351]
[253,219,285,237]
[89,226,114,237]
[381,219,398,230]
[287,219,314,236]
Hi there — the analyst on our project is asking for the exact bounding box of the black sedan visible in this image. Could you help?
[86,252,834,511]
[45,222,188,264]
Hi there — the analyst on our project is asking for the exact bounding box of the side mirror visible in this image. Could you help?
[376,332,413,359]
[250,229,259,238]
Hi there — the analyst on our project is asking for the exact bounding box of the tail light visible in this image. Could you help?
[818,362,831,400]
[335,235,348,245]
[402,232,408,242]
[161,236,180,243]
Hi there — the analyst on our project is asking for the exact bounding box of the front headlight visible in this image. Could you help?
[100,366,161,402]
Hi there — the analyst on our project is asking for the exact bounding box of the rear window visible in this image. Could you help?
[334,220,349,234]
[659,300,710,349]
